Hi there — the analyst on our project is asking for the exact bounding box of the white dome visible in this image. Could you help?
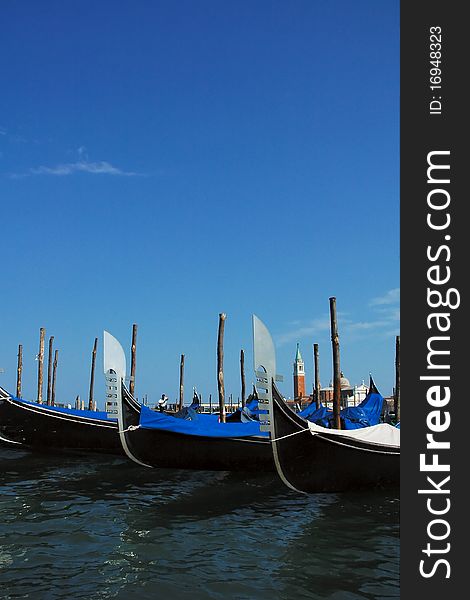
[340,372,351,388]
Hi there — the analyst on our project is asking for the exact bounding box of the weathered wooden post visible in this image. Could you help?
[16,344,23,398]
[37,327,45,404]
[329,298,342,429]
[129,324,137,397]
[217,313,226,423]
[240,349,246,408]
[46,336,54,405]
[51,350,58,406]
[88,337,98,411]
[313,343,321,409]
[394,335,400,422]
[179,354,185,410]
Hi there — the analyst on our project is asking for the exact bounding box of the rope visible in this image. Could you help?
[271,428,310,442]
[118,424,141,434]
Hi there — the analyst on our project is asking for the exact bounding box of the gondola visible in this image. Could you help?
[252,315,400,494]
[104,331,274,471]
[0,385,124,455]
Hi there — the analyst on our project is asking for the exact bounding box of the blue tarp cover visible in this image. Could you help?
[299,390,388,430]
[299,402,328,421]
[225,396,263,422]
[11,395,114,420]
[341,392,387,429]
[139,404,266,437]
[298,402,332,427]
[172,406,200,420]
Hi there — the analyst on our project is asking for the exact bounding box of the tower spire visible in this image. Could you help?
[293,342,306,400]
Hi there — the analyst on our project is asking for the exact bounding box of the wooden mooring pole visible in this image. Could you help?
[46,336,54,405]
[313,343,320,409]
[51,350,58,406]
[88,337,98,411]
[129,324,137,397]
[394,335,400,422]
[240,349,246,408]
[37,327,45,404]
[329,298,342,429]
[217,313,226,423]
[16,344,23,398]
[179,354,185,410]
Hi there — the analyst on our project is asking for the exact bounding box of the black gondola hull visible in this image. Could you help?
[120,386,274,471]
[271,384,399,493]
[0,395,122,455]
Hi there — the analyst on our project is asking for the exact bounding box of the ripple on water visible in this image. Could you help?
[1,449,399,599]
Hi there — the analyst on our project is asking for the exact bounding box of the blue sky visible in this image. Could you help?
[0,0,399,407]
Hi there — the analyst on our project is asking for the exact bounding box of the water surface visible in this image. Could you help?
[0,447,399,599]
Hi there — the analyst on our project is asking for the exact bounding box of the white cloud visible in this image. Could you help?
[29,160,138,176]
[276,289,400,347]
[369,288,400,306]
[275,317,331,347]
[10,159,141,178]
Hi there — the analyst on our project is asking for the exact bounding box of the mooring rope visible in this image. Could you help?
[118,424,141,434]
[270,428,310,442]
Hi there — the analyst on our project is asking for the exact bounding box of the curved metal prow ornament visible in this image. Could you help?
[253,315,277,384]
[103,330,149,467]
[103,330,126,420]
[103,330,126,383]
[252,315,301,493]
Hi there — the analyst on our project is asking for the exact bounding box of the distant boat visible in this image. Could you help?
[104,331,274,471]
[253,315,400,494]
[0,386,123,455]
[225,387,260,422]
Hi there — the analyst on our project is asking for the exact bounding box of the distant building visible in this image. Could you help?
[319,375,368,408]
[293,343,306,400]
[384,395,395,414]
[291,343,369,408]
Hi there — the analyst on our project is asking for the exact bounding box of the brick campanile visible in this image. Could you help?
[293,343,306,399]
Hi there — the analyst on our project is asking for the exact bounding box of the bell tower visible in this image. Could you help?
[293,343,306,399]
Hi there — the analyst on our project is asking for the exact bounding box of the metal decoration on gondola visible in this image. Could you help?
[103,331,149,467]
[252,314,301,492]
[103,330,126,419]
[252,315,283,433]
